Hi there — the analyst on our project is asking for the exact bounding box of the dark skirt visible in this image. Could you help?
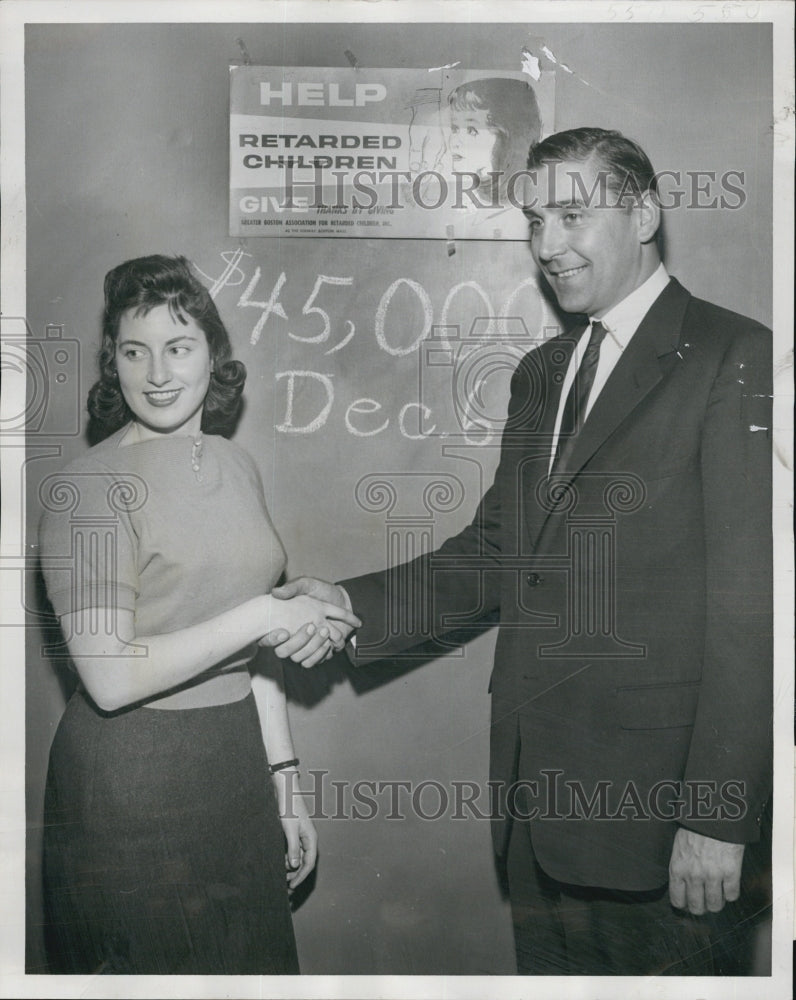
[42,689,299,975]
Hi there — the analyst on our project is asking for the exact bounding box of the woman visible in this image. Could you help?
[448,77,542,207]
[38,254,359,974]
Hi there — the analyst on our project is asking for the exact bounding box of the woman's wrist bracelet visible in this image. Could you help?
[269,758,299,774]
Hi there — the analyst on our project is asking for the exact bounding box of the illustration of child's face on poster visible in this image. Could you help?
[448,108,497,178]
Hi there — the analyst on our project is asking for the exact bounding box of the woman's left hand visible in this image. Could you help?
[273,769,318,891]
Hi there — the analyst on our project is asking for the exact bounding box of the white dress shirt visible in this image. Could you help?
[548,264,670,473]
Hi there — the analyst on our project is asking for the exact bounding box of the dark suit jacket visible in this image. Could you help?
[344,278,772,892]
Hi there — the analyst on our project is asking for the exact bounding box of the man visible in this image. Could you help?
[265,128,772,975]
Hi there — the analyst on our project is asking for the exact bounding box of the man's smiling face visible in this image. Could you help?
[525,155,653,318]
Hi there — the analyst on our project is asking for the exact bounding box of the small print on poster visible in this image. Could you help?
[230,66,555,240]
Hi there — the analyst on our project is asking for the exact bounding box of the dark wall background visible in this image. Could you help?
[24,21,772,974]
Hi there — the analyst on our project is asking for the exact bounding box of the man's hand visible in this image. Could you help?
[272,576,348,607]
[260,577,353,666]
[669,828,745,914]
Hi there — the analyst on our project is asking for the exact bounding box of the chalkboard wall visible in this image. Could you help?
[24,20,773,974]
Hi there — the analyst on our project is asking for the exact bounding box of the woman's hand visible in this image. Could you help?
[260,593,360,668]
[272,769,318,891]
[260,578,356,666]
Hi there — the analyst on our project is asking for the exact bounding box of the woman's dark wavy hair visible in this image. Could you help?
[87,254,246,438]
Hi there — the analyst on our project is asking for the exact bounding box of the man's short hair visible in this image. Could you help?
[527,127,658,203]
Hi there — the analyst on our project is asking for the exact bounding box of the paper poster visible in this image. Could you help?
[230,66,555,240]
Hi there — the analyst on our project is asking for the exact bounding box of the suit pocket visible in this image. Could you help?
[616,680,701,731]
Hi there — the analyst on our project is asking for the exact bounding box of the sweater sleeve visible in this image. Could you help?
[39,461,140,619]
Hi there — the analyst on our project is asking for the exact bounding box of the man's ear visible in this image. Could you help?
[637,189,661,244]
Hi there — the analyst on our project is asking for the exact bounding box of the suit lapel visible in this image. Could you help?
[530,279,691,547]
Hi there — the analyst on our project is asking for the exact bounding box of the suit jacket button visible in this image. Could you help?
[525,572,542,586]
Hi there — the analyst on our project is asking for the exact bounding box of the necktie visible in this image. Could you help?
[552,320,609,473]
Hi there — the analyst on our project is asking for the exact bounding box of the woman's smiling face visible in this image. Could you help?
[115,304,212,439]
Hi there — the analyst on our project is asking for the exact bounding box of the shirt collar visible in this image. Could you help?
[590,263,669,350]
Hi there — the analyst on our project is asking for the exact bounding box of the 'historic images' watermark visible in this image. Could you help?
[280,771,749,824]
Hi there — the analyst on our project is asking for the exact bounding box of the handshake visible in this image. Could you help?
[260,577,356,668]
